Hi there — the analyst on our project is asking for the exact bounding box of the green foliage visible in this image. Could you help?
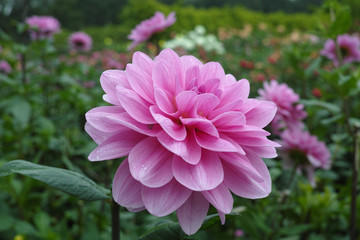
[0,160,110,201]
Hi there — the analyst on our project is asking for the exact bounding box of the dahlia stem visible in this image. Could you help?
[111,198,120,240]
[350,128,359,240]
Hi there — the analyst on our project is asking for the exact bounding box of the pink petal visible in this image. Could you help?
[172,150,224,191]
[154,87,176,114]
[223,151,271,199]
[117,88,156,124]
[85,106,125,132]
[195,131,238,152]
[100,70,128,105]
[177,192,209,235]
[184,66,200,90]
[217,210,226,225]
[218,79,249,108]
[197,93,220,117]
[85,122,113,145]
[181,118,219,138]
[211,111,246,131]
[158,130,201,165]
[88,129,145,161]
[208,99,243,120]
[200,62,225,86]
[243,146,278,158]
[129,137,173,188]
[180,55,203,73]
[132,51,154,76]
[126,64,155,104]
[202,183,233,214]
[245,100,277,128]
[176,91,198,118]
[141,178,192,217]
[150,106,186,141]
[112,159,144,210]
[106,111,161,137]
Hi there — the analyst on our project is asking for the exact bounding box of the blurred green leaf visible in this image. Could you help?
[301,99,340,113]
[138,222,186,240]
[0,160,110,201]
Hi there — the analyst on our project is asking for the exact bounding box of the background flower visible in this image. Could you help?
[279,129,331,186]
[320,34,360,66]
[85,48,279,235]
[128,11,176,51]
[68,32,92,52]
[258,80,306,133]
[0,60,12,74]
[26,15,60,40]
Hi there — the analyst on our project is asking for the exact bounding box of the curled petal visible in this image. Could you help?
[177,192,209,236]
[129,137,173,187]
[113,159,144,210]
[141,179,192,217]
[202,183,233,214]
[195,131,238,152]
[245,100,277,128]
[126,64,155,104]
[100,70,129,105]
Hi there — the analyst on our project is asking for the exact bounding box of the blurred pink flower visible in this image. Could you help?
[320,34,360,67]
[258,80,306,133]
[279,129,331,186]
[85,49,279,235]
[26,16,60,40]
[69,32,92,52]
[128,11,176,51]
[0,60,12,74]
[234,229,244,238]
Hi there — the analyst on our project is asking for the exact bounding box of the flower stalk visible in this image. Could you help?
[111,198,120,240]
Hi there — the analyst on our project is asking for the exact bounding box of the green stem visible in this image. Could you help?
[111,198,120,240]
[350,128,359,240]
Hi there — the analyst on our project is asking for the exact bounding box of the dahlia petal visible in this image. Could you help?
[219,134,246,155]
[200,62,225,86]
[199,78,220,93]
[132,51,154,76]
[218,79,249,107]
[141,179,192,217]
[217,210,226,225]
[223,151,271,199]
[176,91,198,118]
[245,100,277,128]
[154,87,176,114]
[177,192,209,236]
[208,99,243,119]
[158,131,201,165]
[181,118,219,138]
[126,64,155,104]
[106,111,161,137]
[184,66,200,90]
[88,129,145,161]
[211,111,246,130]
[85,106,125,132]
[173,151,224,191]
[100,70,128,105]
[236,137,280,147]
[197,93,220,117]
[243,146,278,158]
[85,122,113,145]
[180,55,203,72]
[195,131,238,152]
[117,88,156,124]
[113,159,144,210]
[150,106,186,141]
[202,183,233,214]
[129,137,173,188]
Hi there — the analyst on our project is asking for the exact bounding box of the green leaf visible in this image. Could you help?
[138,222,186,240]
[301,99,340,113]
[279,224,313,236]
[0,160,110,201]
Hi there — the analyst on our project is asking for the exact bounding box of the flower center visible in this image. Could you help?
[340,47,349,58]
[289,148,308,166]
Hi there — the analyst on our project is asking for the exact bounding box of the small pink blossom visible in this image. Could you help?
[258,80,306,133]
[0,60,12,74]
[234,229,244,238]
[85,49,279,235]
[128,11,176,51]
[26,16,60,40]
[69,32,92,52]
[320,34,360,66]
[279,129,331,186]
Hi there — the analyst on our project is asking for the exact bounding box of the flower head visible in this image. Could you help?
[26,15,60,40]
[69,32,92,52]
[320,34,360,66]
[279,129,331,186]
[258,80,306,133]
[128,12,176,51]
[85,49,279,235]
[0,60,12,74]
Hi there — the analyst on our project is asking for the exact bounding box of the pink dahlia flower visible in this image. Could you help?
[85,49,279,235]
[258,80,306,133]
[320,34,360,66]
[128,11,176,51]
[26,15,60,40]
[0,60,12,74]
[69,32,92,52]
[279,129,331,186]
